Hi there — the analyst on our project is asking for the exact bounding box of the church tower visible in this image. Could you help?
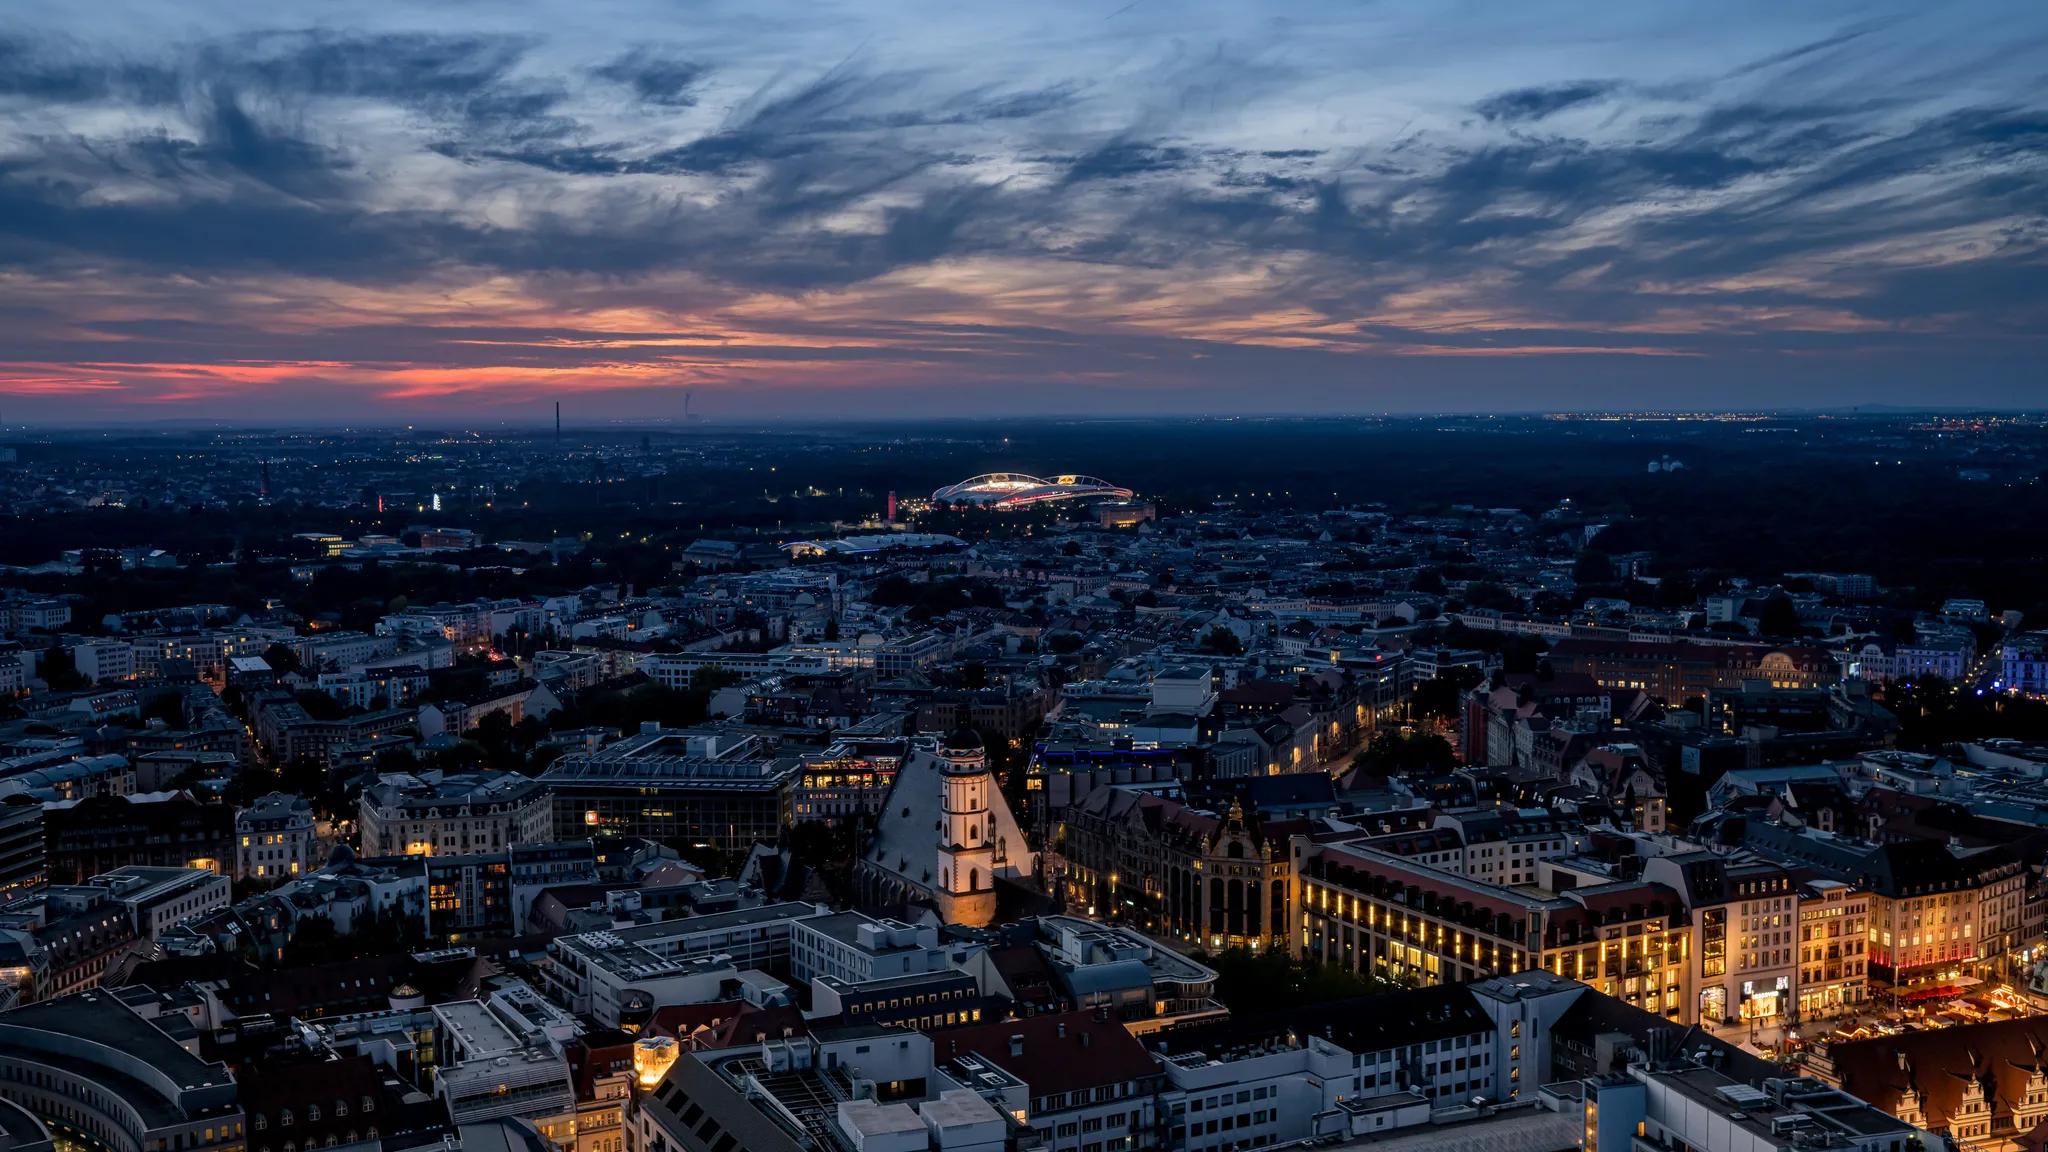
[935,729,998,927]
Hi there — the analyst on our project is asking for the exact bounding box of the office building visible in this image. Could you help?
[789,913,949,986]
[0,990,243,1152]
[42,792,234,883]
[540,728,802,851]
[537,902,827,1026]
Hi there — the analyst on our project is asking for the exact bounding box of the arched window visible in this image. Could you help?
[970,869,980,891]
[255,1117,268,1132]
[280,1111,294,1127]
[308,1106,321,1122]
[335,1102,347,1118]
[365,1130,378,1142]
[941,869,949,889]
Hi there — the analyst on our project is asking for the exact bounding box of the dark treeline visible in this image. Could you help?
[5,417,2045,616]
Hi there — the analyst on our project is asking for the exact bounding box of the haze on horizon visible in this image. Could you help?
[1,0,2044,423]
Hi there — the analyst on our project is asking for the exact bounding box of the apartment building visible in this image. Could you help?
[1797,880,1870,1020]
[357,770,551,858]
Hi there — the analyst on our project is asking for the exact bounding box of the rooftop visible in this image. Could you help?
[0,990,239,1127]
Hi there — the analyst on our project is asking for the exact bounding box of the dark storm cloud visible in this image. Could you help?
[1474,80,1620,123]
[590,50,711,107]
[1061,138,1195,183]
[0,23,2038,314]
[0,34,182,103]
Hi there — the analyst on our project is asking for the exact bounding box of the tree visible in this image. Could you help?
[262,642,301,674]
[1413,568,1448,595]
[38,646,89,692]
[1201,626,1245,656]
[1462,581,1521,613]
[1044,631,1085,655]
[294,689,348,721]
[1880,677,2048,749]
[277,904,426,967]
[1201,946,1401,1015]
[1356,730,1457,777]
[1759,594,1805,638]
[1574,550,1616,585]
[1411,666,1484,721]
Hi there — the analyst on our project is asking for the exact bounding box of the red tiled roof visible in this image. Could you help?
[936,1010,1158,1098]
[1831,1017,2048,1134]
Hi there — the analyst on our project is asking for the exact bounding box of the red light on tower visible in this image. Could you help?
[887,490,896,521]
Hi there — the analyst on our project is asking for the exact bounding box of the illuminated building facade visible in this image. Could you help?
[930,473,1134,508]
[357,770,550,858]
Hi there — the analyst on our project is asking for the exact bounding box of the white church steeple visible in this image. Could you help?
[936,729,997,925]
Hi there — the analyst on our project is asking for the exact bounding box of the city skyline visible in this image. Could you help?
[2,0,2046,420]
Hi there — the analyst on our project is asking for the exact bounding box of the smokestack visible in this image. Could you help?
[555,401,561,445]
[260,460,270,501]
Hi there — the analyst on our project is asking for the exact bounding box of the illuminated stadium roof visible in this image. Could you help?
[931,473,1133,507]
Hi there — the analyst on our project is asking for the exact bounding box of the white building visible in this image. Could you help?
[789,913,948,986]
[1149,666,1217,715]
[432,996,575,1133]
[2002,634,2048,696]
[236,792,318,881]
[92,865,233,941]
[70,641,134,684]
[536,902,827,1026]
[357,770,551,858]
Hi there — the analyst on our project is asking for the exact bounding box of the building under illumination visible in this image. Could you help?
[357,770,551,858]
[929,472,1133,508]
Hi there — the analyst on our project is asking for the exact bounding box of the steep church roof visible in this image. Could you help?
[864,748,1037,896]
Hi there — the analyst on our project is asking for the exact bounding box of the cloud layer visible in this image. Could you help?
[0,0,2044,420]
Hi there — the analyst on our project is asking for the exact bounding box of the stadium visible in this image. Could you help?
[930,473,1134,508]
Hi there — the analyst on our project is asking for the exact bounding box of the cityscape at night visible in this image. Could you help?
[1,3,2047,1152]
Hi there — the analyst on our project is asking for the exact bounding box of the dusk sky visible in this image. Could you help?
[2,1,2045,423]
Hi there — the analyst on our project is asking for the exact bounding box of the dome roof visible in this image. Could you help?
[942,728,984,753]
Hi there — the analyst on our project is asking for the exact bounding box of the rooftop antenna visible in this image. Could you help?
[555,401,561,446]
